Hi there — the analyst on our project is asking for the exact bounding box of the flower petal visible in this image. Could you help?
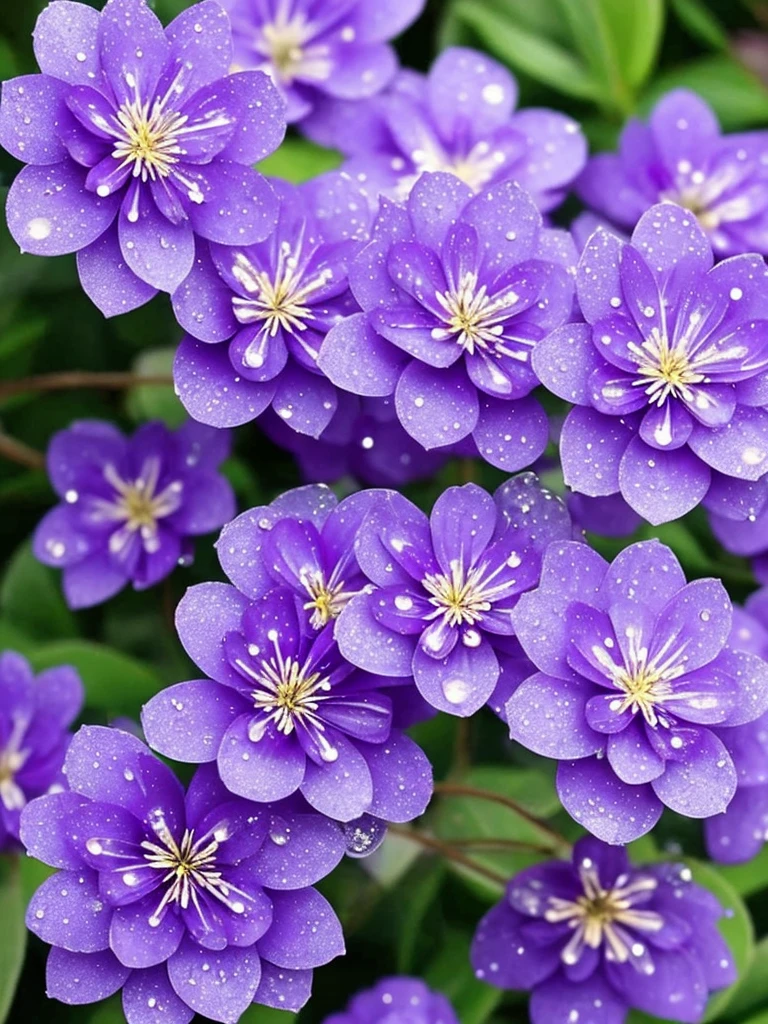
[46,948,130,1006]
[301,734,373,822]
[395,359,479,449]
[506,672,601,759]
[174,335,276,428]
[557,756,663,844]
[364,732,433,823]
[167,937,262,1023]
[218,717,307,803]
[122,963,194,1024]
[142,680,244,764]
[256,888,344,970]
[651,729,737,817]
[619,435,711,525]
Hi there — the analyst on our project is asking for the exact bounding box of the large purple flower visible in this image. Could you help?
[171,172,369,437]
[318,172,575,469]
[305,48,586,213]
[33,419,235,609]
[142,586,432,822]
[0,650,83,852]
[534,203,768,524]
[0,0,285,316]
[336,476,573,718]
[472,836,736,1024]
[705,600,768,864]
[20,726,345,1022]
[578,89,768,257]
[218,0,425,123]
[507,538,768,844]
[324,977,458,1024]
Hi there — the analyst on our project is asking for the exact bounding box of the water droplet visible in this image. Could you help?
[442,677,471,705]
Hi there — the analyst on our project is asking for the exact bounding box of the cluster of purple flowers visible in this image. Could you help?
[7,0,768,1022]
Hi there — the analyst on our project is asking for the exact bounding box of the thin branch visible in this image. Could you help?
[446,836,556,855]
[0,371,173,399]
[0,432,45,470]
[434,781,571,852]
[458,457,478,484]
[388,824,507,888]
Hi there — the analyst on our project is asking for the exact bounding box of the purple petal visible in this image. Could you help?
[364,732,433,823]
[607,720,665,783]
[651,729,737,817]
[532,323,600,404]
[187,162,278,246]
[20,791,89,869]
[619,435,711,525]
[6,160,119,256]
[270,362,337,439]
[122,964,194,1024]
[218,717,306,803]
[256,888,344,970]
[172,243,237,342]
[473,394,549,472]
[506,672,601,759]
[716,647,768,725]
[335,593,416,677]
[472,902,561,991]
[560,407,635,497]
[512,108,587,199]
[174,335,276,427]
[429,48,516,138]
[77,222,158,317]
[175,582,248,685]
[110,899,185,969]
[599,538,686,611]
[250,811,345,889]
[688,406,768,481]
[430,483,496,573]
[33,1,101,86]
[0,74,69,164]
[99,0,168,104]
[650,88,719,167]
[63,550,127,609]
[406,171,474,252]
[253,962,312,1013]
[142,680,244,764]
[576,227,624,324]
[631,201,713,278]
[33,505,92,569]
[557,756,663,843]
[607,947,706,1023]
[413,639,499,717]
[395,359,478,448]
[167,937,262,1023]
[28,869,111,952]
[321,42,396,100]
[654,578,731,671]
[301,734,373,822]
[462,180,541,273]
[318,313,406,398]
[530,972,626,1024]
[705,785,768,864]
[118,196,195,293]
[46,948,130,1006]
[164,1,232,94]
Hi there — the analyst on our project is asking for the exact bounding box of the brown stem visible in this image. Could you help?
[388,824,507,887]
[446,836,556,855]
[0,432,45,470]
[458,457,478,484]
[434,781,571,852]
[0,371,173,399]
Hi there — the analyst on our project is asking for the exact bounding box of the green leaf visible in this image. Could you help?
[0,858,27,1024]
[28,640,166,714]
[450,1,601,102]
[0,542,77,642]
[238,1006,295,1024]
[669,0,729,50]
[425,927,503,1024]
[258,137,342,184]
[718,844,768,898]
[641,55,768,130]
[126,347,184,428]
[19,855,55,907]
[86,995,125,1024]
[724,936,768,1021]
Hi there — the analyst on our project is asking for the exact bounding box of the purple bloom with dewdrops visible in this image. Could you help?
[577,89,768,258]
[533,203,768,525]
[0,0,285,317]
[335,475,573,718]
[318,172,576,469]
[172,172,369,438]
[323,976,458,1024]
[33,419,235,609]
[0,650,83,852]
[20,726,346,1022]
[217,0,425,124]
[141,580,433,822]
[705,600,768,864]
[471,835,736,1024]
[507,538,768,845]
[305,47,587,213]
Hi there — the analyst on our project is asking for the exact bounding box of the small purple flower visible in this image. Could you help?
[567,493,643,539]
[324,976,458,1024]
[534,203,768,525]
[578,89,768,257]
[319,172,576,469]
[0,0,285,317]
[472,836,736,1024]
[142,585,432,823]
[0,650,83,852]
[171,172,369,438]
[259,394,451,487]
[507,538,768,844]
[33,419,236,609]
[20,726,346,1022]
[217,0,425,123]
[335,475,573,717]
[705,601,768,864]
[306,48,586,213]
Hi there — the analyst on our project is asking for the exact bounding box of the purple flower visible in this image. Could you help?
[472,836,736,1024]
[306,48,586,213]
[318,172,575,469]
[534,203,768,525]
[507,538,768,844]
[141,585,432,822]
[217,0,425,123]
[705,601,768,864]
[20,726,346,1022]
[259,394,451,487]
[335,475,573,717]
[710,492,768,582]
[0,651,83,852]
[324,977,458,1024]
[0,0,285,317]
[33,419,236,609]
[567,493,643,539]
[171,172,370,438]
[577,89,768,258]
